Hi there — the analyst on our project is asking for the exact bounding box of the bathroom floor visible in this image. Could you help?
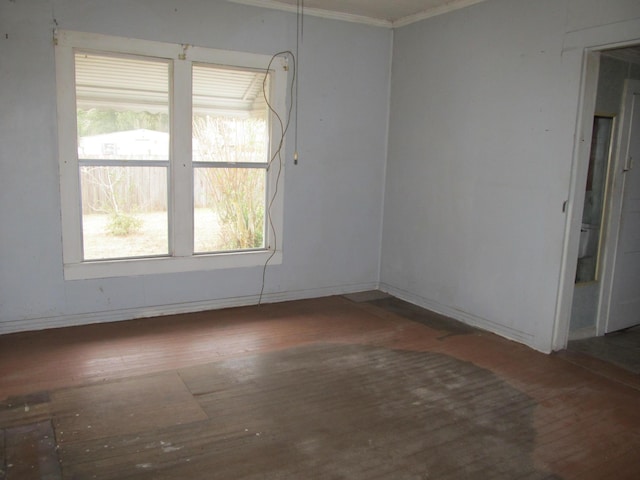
[567,326,640,374]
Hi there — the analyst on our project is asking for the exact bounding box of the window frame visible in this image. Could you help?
[55,30,286,280]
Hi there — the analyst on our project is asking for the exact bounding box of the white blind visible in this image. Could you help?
[75,52,268,116]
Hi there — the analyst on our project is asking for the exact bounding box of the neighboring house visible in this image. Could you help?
[78,129,169,160]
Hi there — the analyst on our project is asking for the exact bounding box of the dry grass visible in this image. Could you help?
[82,209,222,260]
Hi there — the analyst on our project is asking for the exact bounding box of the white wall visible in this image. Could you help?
[0,0,391,333]
[381,0,640,352]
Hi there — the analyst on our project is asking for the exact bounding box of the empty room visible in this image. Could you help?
[1,0,640,478]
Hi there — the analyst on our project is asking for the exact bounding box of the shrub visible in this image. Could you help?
[107,213,143,236]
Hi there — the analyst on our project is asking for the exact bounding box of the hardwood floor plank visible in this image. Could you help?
[0,393,51,430]
[0,428,5,480]
[51,372,207,445]
[3,421,60,480]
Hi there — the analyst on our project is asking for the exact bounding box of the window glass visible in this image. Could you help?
[75,53,170,160]
[80,166,168,260]
[192,64,269,164]
[193,167,266,253]
[75,53,170,260]
[192,64,269,252]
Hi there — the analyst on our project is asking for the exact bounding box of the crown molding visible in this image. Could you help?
[226,0,392,28]
[392,0,487,28]
[226,0,487,29]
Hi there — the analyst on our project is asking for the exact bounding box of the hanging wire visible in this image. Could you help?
[294,0,303,164]
[258,50,296,305]
[257,1,303,305]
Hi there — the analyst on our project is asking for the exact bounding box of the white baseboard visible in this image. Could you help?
[2,281,546,354]
[0,282,379,335]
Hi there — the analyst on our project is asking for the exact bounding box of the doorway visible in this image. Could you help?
[566,46,640,363]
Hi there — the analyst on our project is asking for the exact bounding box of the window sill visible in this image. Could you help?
[63,250,282,280]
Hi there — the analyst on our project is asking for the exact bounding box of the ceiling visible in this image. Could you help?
[226,0,488,27]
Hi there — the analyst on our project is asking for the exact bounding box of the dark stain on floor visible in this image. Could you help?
[2,343,560,479]
[367,297,478,339]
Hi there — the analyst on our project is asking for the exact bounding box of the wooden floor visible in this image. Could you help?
[1,294,639,479]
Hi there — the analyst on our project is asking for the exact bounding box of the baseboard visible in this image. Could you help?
[568,326,597,341]
[0,282,379,335]
[3,281,545,352]
[378,282,538,349]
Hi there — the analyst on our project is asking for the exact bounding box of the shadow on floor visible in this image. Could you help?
[344,291,477,339]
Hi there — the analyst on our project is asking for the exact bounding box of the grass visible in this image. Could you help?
[82,209,222,260]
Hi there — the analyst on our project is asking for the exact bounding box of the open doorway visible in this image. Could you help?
[566,46,640,372]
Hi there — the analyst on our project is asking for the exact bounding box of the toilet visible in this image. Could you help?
[578,224,599,259]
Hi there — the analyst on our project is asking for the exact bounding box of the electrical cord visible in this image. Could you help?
[294,0,303,164]
[258,50,296,305]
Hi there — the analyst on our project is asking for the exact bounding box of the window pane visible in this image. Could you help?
[194,168,266,253]
[75,53,170,161]
[192,64,269,163]
[80,166,168,260]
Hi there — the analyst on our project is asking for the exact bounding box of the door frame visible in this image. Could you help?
[552,22,640,351]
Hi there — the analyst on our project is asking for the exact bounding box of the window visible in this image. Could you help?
[55,31,287,279]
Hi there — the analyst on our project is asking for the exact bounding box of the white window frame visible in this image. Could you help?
[55,30,286,280]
